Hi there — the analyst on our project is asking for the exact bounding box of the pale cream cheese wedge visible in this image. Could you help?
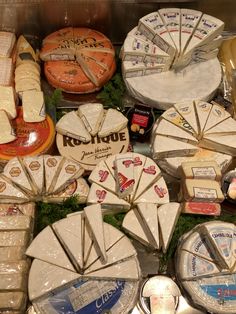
[130,153,147,201]
[174,102,199,135]
[26,225,75,272]
[56,111,91,143]
[194,100,212,137]
[158,202,181,253]
[22,90,46,123]
[87,183,131,212]
[52,213,83,271]
[50,158,84,194]
[104,155,116,178]
[43,155,64,194]
[200,134,236,156]
[28,259,81,301]
[84,223,124,269]
[23,155,44,195]
[0,57,13,86]
[134,177,169,205]
[177,250,221,280]
[84,257,140,281]
[98,108,128,137]
[84,204,107,263]
[122,60,169,78]
[203,103,231,132]
[77,103,104,136]
[0,86,16,119]
[137,203,159,249]
[204,117,236,135]
[134,157,161,201]
[83,218,93,267]
[154,118,198,144]
[122,208,153,248]
[85,236,136,274]
[152,135,199,159]
[0,31,16,57]
[0,110,16,144]
[88,160,116,194]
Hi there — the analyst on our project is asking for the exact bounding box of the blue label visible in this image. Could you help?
[201,284,236,301]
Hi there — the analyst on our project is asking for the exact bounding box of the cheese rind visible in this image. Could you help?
[23,156,44,194]
[0,110,16,144]
[174,102,199,135]
[114,153,134,198]
[98,109,128,137]
[0,291,26,311]
[77,103,104,136]
[0,86,16,119]
[22,90,46,123]
[203,103,231,132]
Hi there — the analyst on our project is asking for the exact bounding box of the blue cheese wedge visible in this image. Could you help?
[77,103,104,136]
[28,259,81,301]
[0,86,16,119]
[88,160,116,194]
[158,202,181,253]
[56,111,91,143]
[26,225,75,272]
[84,204,107,263]
[134,177,169,205]
[52,213,83,271]
[87,183,131,212]
[22,90,46,123]
[98,109,128,137]
[0,110,16,144]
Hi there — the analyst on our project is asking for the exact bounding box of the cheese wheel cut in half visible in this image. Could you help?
[41,27,116,93]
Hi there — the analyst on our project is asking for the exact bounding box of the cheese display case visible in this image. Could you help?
[1,1,236,314]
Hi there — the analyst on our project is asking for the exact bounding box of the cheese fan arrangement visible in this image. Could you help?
[56,103,128,142]
[0,155,89,203]
[87,152,181,253]
[176,221,236,314]
[151,101,236,178]
[26,204,140,313]
[121,9,224,108]
[40,27,116,93]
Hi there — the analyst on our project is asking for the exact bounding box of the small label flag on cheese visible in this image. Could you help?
[0,110,16,144]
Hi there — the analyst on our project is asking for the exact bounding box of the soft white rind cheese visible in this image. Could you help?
[22,90,46,123]
[0,86,16,119]
[0,110,16,144]
[98,109,128,137]
[23,155,44,195]
[203,103,231,132]
[174,102,199,135]
[77,103,104,136]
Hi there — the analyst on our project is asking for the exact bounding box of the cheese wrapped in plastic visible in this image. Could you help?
[0,216,32,231]
[0,202,36,218]
[0,231,30,247]
[0,246,26,262]
[0,291,27,311]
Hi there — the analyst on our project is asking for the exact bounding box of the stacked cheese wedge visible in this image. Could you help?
[56,103,128,142]
[0,155,89,204]
[27,204,140,313]
[40,27,116,93]
[0,31,16,144]
[151,101,236,177]
[0,203,35,313]
[176,221,236,314]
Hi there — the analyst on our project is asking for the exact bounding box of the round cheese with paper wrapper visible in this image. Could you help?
[121,9,224,108]
[26,204,140,314]
[176,221,236,314]
[151,101,236,178]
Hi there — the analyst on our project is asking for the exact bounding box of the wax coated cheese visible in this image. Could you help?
[0,86,16,119]
[0,110,16,144]
[98,109,128,137]
[181,160,222,180]
[22,90,46,123]
[77,103,104,136]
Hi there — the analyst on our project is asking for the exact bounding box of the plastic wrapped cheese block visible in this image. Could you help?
[0,291,27,311]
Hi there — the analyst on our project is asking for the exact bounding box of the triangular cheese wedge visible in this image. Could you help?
[174,102,199,135]
[28,259,81,301]
[84,204,107,263]
[52,213,83,271]
[51,158,84,194]
[0,110,16,144]
[43,155,64,193]
[130,153,147,201]
[158,202,180,253]
[134,157,161,201]
[152,135,198,159]
[201,134,236,156]
[194,100,212,137]
[154,119,198,144]
[3,157,33,195]
[56,111,91,143]
[98,109,128,137]
[83,218,93,266]
[23,155,44,195]
[203,103,231,132]
[137,203,159,249]
[115,153,134,199]
[162,107,195,135]
[134,177,169,205]
[77,103,104,136]
[104,155,116,178]
[85,223,124,269]
[204,117,236,135]
[178,251,221,280]
[201,221,235,269]
[85,257,140,281]
[85,236,136,274]
[88,160,116,194]
[122,209,154,248]
[0,174,29,203]
[87,183,130,212]
[26,226,75,272]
